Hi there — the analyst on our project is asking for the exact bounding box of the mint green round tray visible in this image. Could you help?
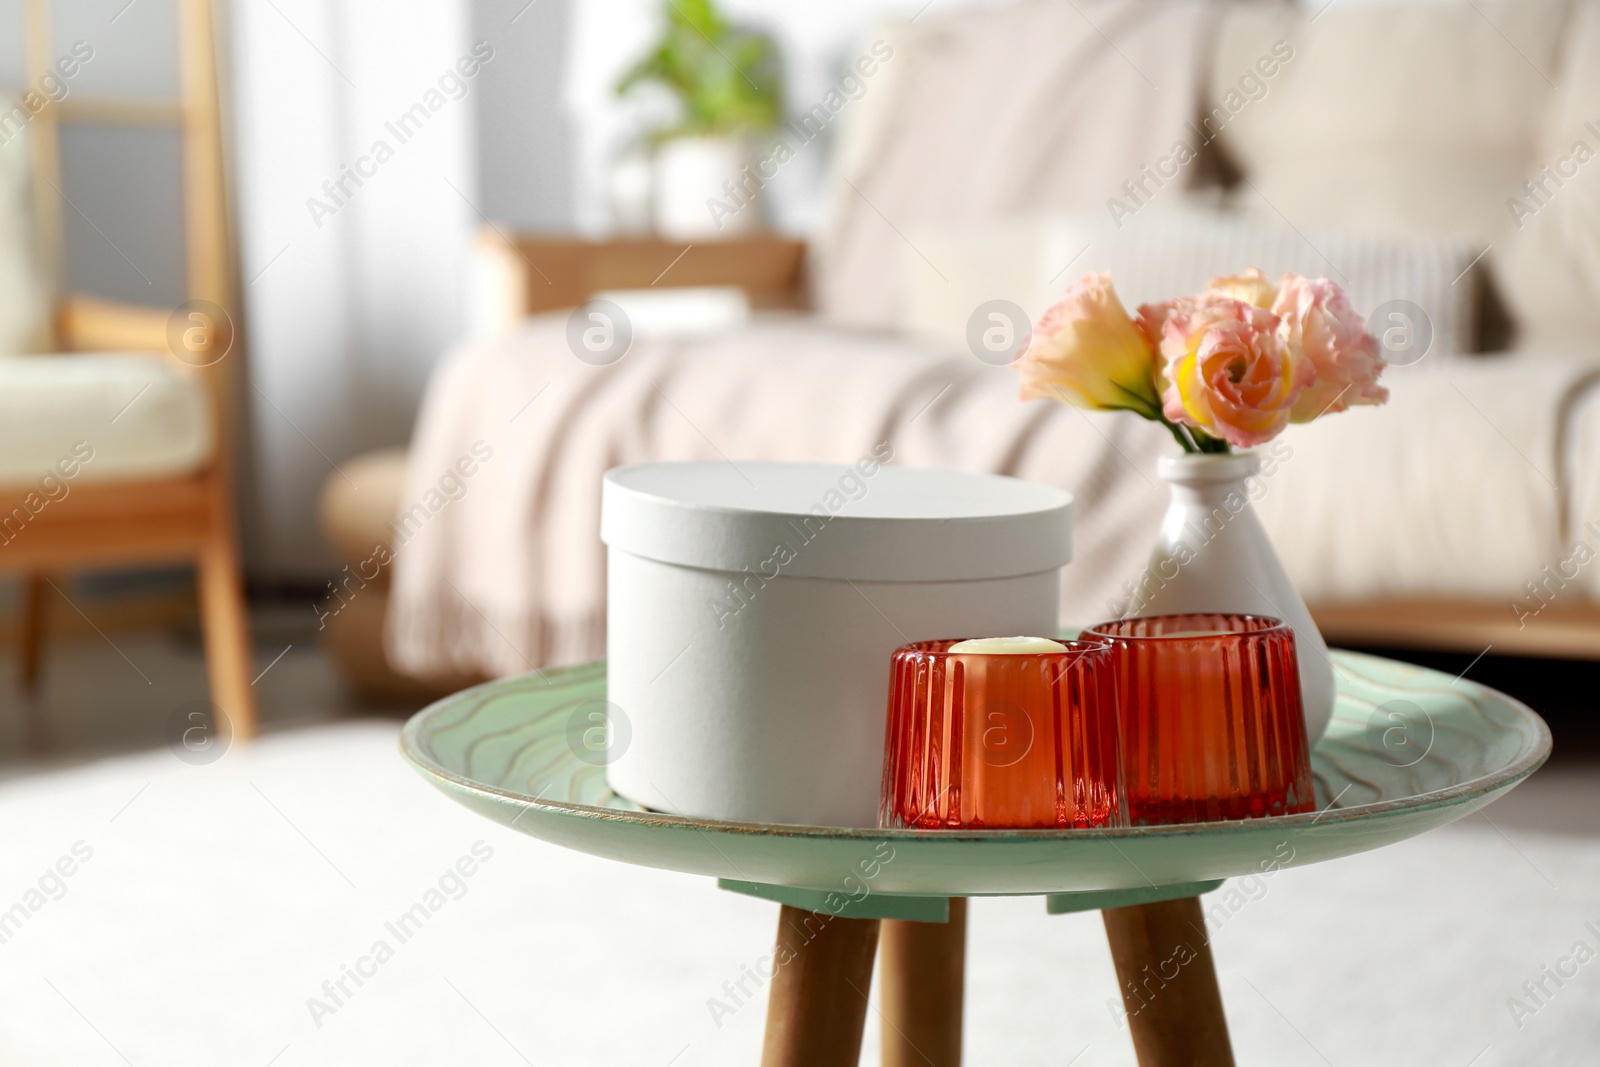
[400,651,1549,909]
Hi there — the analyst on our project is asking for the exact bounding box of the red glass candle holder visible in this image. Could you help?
[879,639,1125,830]
[1083,614,1315,825]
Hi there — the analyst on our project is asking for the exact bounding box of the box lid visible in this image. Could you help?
[601,461,1072,581]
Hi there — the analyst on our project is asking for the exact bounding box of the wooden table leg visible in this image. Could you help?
[1102,896,1235,1067]
[18,572,47,693]
[760,905,881,1067]
[879,898,966,1067]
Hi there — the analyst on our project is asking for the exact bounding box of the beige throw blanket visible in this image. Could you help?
[386,314,1173,679]
[387,313,1600,680]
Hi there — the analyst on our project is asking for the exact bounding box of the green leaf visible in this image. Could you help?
[615,0,784,138]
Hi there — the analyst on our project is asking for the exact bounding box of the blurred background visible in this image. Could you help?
[0,0,960,758]
[2,0,1594,771]
[1,0,1597,1062]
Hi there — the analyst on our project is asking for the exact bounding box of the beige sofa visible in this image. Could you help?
[321,0,1600,696]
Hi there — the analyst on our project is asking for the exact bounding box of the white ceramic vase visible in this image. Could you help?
[1128,451,1335,743]
[653,135,763,239]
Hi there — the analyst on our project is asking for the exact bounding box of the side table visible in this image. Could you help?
[401,651,1549,1065]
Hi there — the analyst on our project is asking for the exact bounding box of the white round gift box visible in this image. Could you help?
[600,459,1074,828]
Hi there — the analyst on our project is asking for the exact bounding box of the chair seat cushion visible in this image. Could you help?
[0,353,212,487]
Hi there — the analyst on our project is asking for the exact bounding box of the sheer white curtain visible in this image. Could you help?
[228,0,477,576]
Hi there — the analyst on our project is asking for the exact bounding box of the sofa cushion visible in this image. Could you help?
[0,353,211,487]
[1499,0,1600,345]
[813,0,1214,331]
[1211,0,1567,246]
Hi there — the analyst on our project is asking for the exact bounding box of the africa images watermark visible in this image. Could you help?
[0,442,97,549]
[1106,841,1296,1029]
[708,441,896,630]
[305,41,496,229]
[0,841,96,948]
[1505,918,1600,1031]
[564,698,632,767]
[316,441,494,630]
[704,841,897,1029]
[0,40,95,146]
[306,841,495,1028]
[166,699,234,766]
[1506,114,1600,231]
[1107,39,1295,228]
[1509,518,1600,630]
[706,39,896,230]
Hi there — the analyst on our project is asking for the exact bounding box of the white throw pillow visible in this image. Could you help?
[900,205,1486,367]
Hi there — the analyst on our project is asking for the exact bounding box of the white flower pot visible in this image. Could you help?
[1128,450,1336,743]
[607,149,655,236]
[652,135,764,239]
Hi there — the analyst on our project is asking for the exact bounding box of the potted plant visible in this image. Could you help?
[615,0,783,238]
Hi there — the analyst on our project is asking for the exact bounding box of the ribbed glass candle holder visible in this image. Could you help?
[879,639,1125,830]
[1083,613,1315,825]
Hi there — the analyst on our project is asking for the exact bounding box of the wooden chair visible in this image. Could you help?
[2,0,255,736]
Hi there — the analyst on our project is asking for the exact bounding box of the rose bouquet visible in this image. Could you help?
[1014,268,1388,452]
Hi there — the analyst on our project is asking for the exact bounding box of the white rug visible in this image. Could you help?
[0,722,1595,1066]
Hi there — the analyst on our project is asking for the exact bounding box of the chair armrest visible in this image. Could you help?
[54,295,170,353]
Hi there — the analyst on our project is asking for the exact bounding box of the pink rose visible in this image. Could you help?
[1016,272,1162,416]
[1137,268,1276,347]
[1271,275,1388,421]
[1135,295,1194,354]
[1208,267,1278,309]
[1158,294,1311,448]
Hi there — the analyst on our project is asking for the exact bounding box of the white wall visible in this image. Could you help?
[473,0,573,231]
[0,0,187,307]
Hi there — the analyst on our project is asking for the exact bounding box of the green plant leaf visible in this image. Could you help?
[615,0,784,138]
